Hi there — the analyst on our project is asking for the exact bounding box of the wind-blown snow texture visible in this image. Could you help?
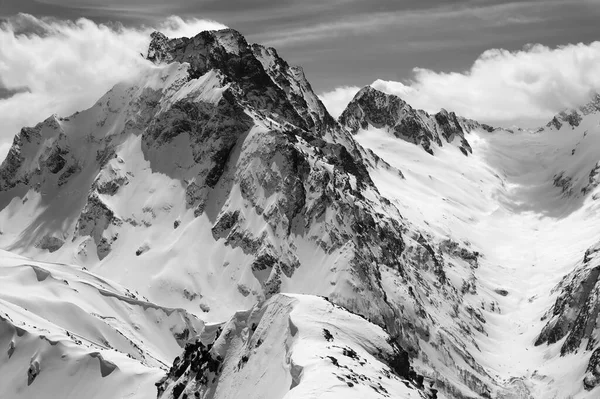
[2,28,600,399]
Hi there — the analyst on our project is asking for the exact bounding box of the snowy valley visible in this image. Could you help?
[2,28,600,399]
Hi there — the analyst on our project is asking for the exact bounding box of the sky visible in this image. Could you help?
[2,0,600,157]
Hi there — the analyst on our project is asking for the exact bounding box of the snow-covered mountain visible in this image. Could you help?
[3,27,600,399]
[340,86,494,156]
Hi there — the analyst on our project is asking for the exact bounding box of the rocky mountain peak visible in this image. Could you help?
[339,85,492,156]
[147,28,332,133]
[544,92,600,131]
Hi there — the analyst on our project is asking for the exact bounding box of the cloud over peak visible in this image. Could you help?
[319,41,600,128]
[322,42,600,127]
[0,13,226,160]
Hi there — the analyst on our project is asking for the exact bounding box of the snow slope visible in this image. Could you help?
[157,294,432,399]
[351,92,600,398]
[0,249,203,399]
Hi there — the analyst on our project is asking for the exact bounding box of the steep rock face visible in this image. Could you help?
[0,116,74,191]
[537,240,600,390]
[339,86,493,156]
[544,93,600,131]
[147,30,332,134]
[251,44,334,131]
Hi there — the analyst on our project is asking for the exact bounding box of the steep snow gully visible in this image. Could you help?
[3,28,600,399]
[355,108,600,398]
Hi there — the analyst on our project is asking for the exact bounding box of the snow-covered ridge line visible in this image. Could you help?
[339,85,495,156]
[156,294,438,399]
[542,93,600,131]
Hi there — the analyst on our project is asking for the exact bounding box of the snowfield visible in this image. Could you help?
[0,249,203,399]
[354,108,600,398]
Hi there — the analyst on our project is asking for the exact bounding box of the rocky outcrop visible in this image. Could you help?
[537,240,600,391]
[251,44,334,131]
[73,193,122,260]
[536,256,600,354]
[582,162,600,195]
[584,348,600,390]
[339,86,493,155]
[545,93,600,131]
[0,125,43,190]
[147,30,332,134]
[35,235,65,253]
[156,294,438,399]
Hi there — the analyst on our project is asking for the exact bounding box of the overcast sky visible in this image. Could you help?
[2,0,600,159]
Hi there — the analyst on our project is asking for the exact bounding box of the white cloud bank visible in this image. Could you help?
[320,42,600,128]
[318,86,361,119]
[0,14,226,160]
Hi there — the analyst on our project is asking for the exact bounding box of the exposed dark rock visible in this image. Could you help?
[147,29,329,133]
[440,239,480,268]
[582,162,600,195]
[0,125,43,190]
[44,146,68,174]
[211,211,240,240]
[74,193,122,260]
[35,235,65,253]
[536,262,600,354]
[95,176,128,195]
[553,172,573,196]
[27,360,40,385]
[156,340,221,397]
[339,86,490,156]
[584,348,600,390]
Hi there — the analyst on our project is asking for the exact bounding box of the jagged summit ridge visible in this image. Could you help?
[147,29,333,133]
[544,92,600,131]
[339,85,494,155]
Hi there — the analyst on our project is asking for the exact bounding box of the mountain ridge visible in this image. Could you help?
[3,27,600,399]
[339,85,495,156]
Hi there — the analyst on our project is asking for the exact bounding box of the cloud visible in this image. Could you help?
[318,86,361,118]
[353,42,600,128]
[0,13,226,161]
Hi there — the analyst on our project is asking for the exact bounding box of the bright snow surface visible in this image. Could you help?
[355,114,600,398]
[0,249,204,399]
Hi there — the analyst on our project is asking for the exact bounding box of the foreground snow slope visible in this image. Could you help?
[157,294,430,399]
[0,249,203,399]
